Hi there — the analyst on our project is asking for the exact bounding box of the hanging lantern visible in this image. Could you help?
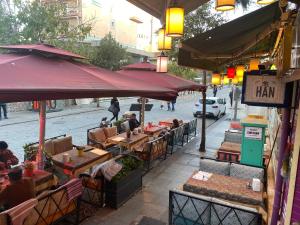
[232,77,239,84]
[215,0,235,11]
[156,53,168,73]
[236,65,245,78]
[165,7,184,37]
[158,28,172,51]
[227,66,235,79]
[212,71,221,85]
[249,58,260,71]
[270,64,277,70]
[223,76,229,85]
[257,0,275,4]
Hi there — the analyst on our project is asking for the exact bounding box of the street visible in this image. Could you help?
[0,87,232,161]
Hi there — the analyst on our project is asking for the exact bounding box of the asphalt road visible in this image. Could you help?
[0,86,231,161]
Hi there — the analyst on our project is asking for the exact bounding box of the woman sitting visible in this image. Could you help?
[171,119,180,130]
[0,141,19,170]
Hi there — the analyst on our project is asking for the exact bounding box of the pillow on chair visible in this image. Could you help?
[199,159,230,176]
[90,128,107,143]
[52,136,73,155]
[230,163,264,182]
[104,127,118,138]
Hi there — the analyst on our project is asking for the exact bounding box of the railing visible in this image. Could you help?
[169,190,263,225]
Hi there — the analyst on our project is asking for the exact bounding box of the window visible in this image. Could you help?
[217,99,223,104]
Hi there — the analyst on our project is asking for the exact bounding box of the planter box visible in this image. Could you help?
[105,167,142,209]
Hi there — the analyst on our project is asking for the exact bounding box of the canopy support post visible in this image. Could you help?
[199,71,207,153]
[37,101,46,170]
[141,97,146,132]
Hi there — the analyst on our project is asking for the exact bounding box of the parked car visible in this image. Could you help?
[193,97,226,119]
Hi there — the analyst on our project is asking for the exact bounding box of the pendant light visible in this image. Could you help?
[236,65,245,77]
[223,76,230,85]
[257,0,275,4]
[227,65,235,78]
[215,0,235,11]
[232,77,239,84]
[249,58,260,71]
[212,71,221,85]
[157,52,168,73]
[158,28,172,51]
[165,6,184,37]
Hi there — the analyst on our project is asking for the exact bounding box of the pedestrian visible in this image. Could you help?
[229,89,233,108]
[108,97,120,122]
[0,102,8,120]
[213,85,218,97]
[160,101,164,110]
[171,98,177,111]
[167,102,171,111]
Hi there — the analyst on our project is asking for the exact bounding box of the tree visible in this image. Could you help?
[90,33,128,71]
[168,62,198,80]
[0,0,91,46]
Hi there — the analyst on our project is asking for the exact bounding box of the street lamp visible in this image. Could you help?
[165,6,184,37]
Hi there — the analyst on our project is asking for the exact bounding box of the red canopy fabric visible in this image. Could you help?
[0,53,176,102]
[119,62,206,92]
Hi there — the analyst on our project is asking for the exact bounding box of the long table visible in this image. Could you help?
[52,147,111,177]
[183,171,264,206]
[107,132,148,150]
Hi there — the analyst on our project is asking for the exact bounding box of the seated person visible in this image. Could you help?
[129,113,140,131]
[0,167,35,209]
[0,141,19,170]
[171,119,180,130]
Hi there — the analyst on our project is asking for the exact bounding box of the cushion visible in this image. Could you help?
[104,127,118,138]
[230,163,264,182]
[199,159,230,176]
[121,121,130,132]
[44,140,55,156]
[89,128,107,143]
[52,136,73,155]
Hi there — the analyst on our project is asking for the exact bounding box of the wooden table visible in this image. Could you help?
[108,132,148,150]
[183,171,264,206]
[0,170,56,194]
[143,126,166,137]
[52,147,111,177]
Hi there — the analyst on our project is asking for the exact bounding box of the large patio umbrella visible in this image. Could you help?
[0,44,177,168]
[118,62,206,92]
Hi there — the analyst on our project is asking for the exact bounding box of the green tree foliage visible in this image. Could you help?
[168,62,198,80]
[90,33,129,71]
[0,0,91,46]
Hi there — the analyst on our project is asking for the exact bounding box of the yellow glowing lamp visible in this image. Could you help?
[236,65,245,77]
[232,77,239,84]
[270,64,277,70]
[158,28,172,51]
[223,76,230,85]
[165,7,184,37]
[215,0,235,11]
[238,76,243,83]
[212,72,221,85]
[249,58,260,71]
[257,0,275,4]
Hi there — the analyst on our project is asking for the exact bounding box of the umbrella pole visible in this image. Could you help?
[141,97,146,132]
[37,100,46,170]
[199,71,207,152]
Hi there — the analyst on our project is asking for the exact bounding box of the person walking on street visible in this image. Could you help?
[109,97,120,122]
[171,98,177,111]
[0,102,8,120]
[229,89,233,108]
[213,85,218,97]
[167,102,171,111]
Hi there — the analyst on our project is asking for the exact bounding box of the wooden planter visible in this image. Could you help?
[105,167,142,209]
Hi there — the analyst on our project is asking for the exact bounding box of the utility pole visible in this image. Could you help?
[199,70,207,152]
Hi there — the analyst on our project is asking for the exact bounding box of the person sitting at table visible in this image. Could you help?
[0,141,19,170]
[129,113,140,131]
[0,167,35,209]
[171,119,180,130]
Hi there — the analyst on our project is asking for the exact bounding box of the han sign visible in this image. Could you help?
[242,71,290,107]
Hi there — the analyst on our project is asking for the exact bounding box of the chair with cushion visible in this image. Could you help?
[103,127,118,139]
[229,163,264,182]
[52,136,73,155]
[199,158,230,176]
[168,125,185,154]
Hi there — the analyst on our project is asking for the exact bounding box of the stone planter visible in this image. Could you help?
[105,167,142,209]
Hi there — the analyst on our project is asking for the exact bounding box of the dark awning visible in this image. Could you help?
[178,3,281,70]
[127,0,208,20]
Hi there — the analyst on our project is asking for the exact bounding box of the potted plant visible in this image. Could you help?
[24,161,35,177]
[113,118,125,133]
[105,154,143,209]
[23,142,37,161]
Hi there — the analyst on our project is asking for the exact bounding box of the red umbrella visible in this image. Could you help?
[119,62,206,92]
